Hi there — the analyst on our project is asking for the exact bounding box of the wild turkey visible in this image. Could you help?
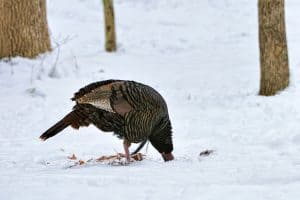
[40,80,174,162]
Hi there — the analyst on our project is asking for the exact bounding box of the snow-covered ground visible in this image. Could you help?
[1,0,300,199]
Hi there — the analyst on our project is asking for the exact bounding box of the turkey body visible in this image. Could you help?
[40,80,174,161]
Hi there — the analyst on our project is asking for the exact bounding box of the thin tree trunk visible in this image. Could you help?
[258,0,289,96]
[103,0,116,52]
[0,0,51,59]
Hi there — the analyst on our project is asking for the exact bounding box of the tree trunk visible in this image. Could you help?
[258,0,289,96]
[103,0,117,52]
[0,0,51,59]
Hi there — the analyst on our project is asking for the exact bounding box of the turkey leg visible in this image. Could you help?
[123,139,131,162]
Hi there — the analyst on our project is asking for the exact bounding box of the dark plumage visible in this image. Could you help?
[40,80,174,162]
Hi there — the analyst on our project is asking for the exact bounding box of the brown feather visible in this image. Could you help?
[40,109,90,140]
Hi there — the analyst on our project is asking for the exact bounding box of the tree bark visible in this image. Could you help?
[258,0,289,96]
[0,0,51,59]
[103,0,116,52]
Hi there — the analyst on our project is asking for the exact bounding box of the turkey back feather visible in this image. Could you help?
[71,79,120,101]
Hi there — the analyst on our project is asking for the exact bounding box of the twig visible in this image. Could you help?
[37,54,47,80]
[48,43,60,78]
[71,50,80,73]
[47,35,77,78]
[52,35,77,50]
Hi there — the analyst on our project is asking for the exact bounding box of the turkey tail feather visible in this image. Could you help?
[40,111,76,141]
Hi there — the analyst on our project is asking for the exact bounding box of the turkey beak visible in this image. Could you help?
[162,152,174,162]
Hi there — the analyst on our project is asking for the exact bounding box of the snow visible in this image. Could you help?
[1,0,300,199]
